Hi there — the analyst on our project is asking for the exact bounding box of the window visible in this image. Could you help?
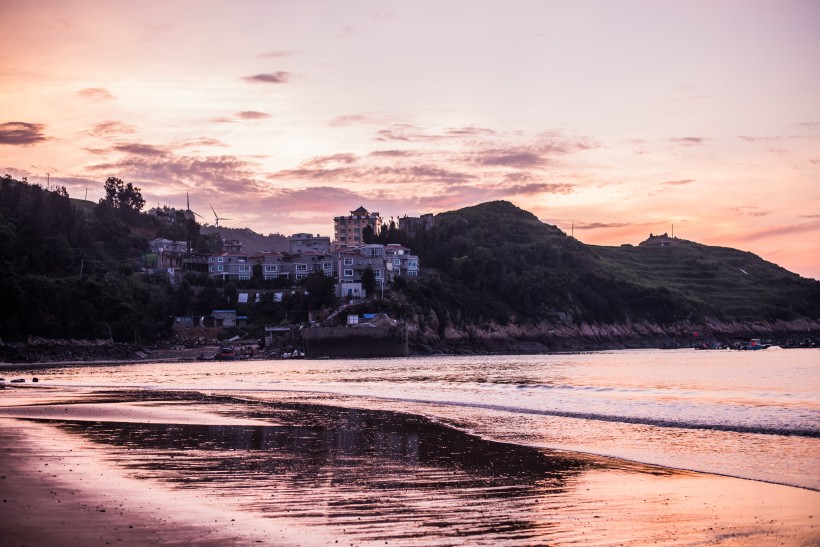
[218,256,223,263]
[322,262,332,271]
[239,265,250,273]
[264,265,278,273]
[296,273,308,280]
[217,265,223,272]
[375,269,383,279]
[296,263,307,272]
[209,265,214,272]
[264,274,277,280]
[239,274,251,280]
[343,269,354,277]
[393,258,401,266]
[209,257,214,263]
[344,258,353,266]
[409,260,418,268]
[408,270,418,277]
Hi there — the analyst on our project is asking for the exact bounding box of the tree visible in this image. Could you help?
[362,225,375,244]
[362,267,376,298]
[101,177,145,212]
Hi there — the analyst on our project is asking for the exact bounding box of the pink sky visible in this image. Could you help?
[2,0,819,279]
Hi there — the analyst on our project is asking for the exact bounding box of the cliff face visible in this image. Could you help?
[406,316,820,354]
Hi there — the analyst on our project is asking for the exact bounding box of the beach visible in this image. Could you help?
[1,371,818,546]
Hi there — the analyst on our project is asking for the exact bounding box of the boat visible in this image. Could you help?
[735,338,771,351]
[214,346,239,360]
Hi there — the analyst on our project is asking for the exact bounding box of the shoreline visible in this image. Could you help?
[2,385,818,545]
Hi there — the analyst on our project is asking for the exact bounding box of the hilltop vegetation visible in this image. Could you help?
[396,201,820,329]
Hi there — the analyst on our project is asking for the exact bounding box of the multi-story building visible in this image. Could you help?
[333,206,382,248]
[289,233,331,255]
[384,244,419,278]
[208,252,254,280]
[257,252,284,280]
[398,213,434,238]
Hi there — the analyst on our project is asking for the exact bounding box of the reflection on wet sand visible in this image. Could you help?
[12,390,817,546]
[55,395,593,544]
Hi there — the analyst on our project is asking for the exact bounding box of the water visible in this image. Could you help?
[25,347,820,491]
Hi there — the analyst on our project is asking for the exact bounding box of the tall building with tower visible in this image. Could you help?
[333,206,382,247]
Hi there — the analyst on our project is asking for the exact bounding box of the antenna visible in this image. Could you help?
[672,224,674,238]
[187,191,190,211]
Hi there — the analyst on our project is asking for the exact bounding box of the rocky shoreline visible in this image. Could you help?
[1,317,817,365]
[406,317,820,354]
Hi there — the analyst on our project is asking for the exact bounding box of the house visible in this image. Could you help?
[257,252,285,280]
[212,310,237,328]
[208,252,254,280]
[384,244,419,278]
[333,206,382,248]
[289,233,331,255]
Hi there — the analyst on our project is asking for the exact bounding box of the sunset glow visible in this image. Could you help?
[2,0,818,278]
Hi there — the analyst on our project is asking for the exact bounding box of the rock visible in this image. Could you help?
[10,378,24,383]
[32,377,39,382]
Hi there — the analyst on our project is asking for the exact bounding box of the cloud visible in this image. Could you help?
[211,116,236,123]
[444,126,496,137]
[663,179,695,185]
[302,153,358,167]
[475,150,547,168]
[789,121,820,131]
[112,143,167,156]
[0,122,48,146]
[85,121,136,137]
[730,207,769,217]
[236,111,272,120]
[77,87,116,100]
[375,124,497,142]
[573,221,665,230]
[494,182,574,196]
[268,163,475,185]
[259,50,295,58]
[739,220,820,242]
[670,137,704,146]
[330,114,371,127]
[737,135,780,143]
[368,149,417,158]
[174,137,227,149]
[87,152,267,196]
[242,72,291,84]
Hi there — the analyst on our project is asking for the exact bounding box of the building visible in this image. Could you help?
[208,252,254,280]
[289,233,331,255]
[149,238,187,254]
[222,239,243,253]
[333,206,382,248]
[333,243,419,297]
[399,213,434,238]
[384,244,419,278]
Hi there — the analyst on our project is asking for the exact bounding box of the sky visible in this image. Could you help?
[1,0,819,279]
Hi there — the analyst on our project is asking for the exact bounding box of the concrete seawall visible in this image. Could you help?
[302,325,409,358]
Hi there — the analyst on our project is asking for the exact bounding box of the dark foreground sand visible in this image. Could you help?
[1,385,818,546]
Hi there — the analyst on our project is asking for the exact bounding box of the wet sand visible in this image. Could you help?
[1,385,818,546]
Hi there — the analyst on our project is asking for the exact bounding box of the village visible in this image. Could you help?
[142,205,428,358]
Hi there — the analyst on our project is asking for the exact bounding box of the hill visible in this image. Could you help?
[394,201,820,350]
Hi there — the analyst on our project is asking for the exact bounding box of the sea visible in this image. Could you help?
[32,347,820,492]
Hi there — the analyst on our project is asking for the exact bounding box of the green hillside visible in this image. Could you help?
[399,201,820,326]
[593,237,820,321]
